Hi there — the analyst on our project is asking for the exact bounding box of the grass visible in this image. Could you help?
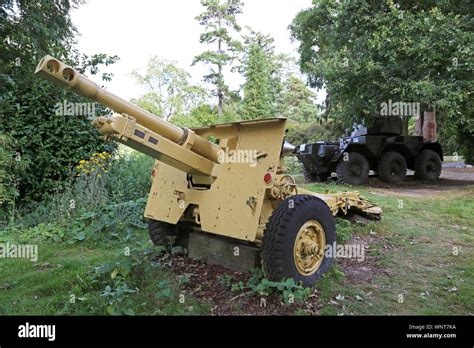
[307,182,474,315]
[0,233,210,315]
[0,176,472,315]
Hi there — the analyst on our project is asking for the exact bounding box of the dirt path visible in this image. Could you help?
[367,167,474,198]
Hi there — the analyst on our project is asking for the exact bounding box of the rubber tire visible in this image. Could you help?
[414,150,442,180]
[336,152,369,185]
[378,151,407,183]
[148,219,177,248]
[262,195,336,288]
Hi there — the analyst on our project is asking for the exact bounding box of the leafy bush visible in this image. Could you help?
[104,149,154,202]
[285,120,344,145]
[283,156,304,176]
[227,268,312,304]
[0,134,29,224]
[1,1,119,204]
[0,223,66,243]
[70,239,170,315]
[11,148,152,230]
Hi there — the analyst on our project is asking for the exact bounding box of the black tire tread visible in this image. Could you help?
[378,151,407,183]
[336,152,369,185]
[262,195,335,287]
[148,219,176,247]
[414,150,442,180]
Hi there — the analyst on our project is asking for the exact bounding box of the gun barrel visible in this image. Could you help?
[35,55,220,163]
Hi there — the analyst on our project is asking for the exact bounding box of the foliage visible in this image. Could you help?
[0,133,28,223]
[131,56,209,121]
[0,222,67,244]
[193,0,243,116]
[0,0,119,203]
[285,120,344,145]
[291,0,474,162]
[89,242,159,315]
[227,268,312,304]
[239,30,320,122]
[283,156,304,176]
[334,218,354,244]
[172,103,239,128]
[104,150,154,202]
[240,31,275,119]
[278,76,320,123]
[240,31,322,124]
[10,150,152,232]
[76,151,112,177]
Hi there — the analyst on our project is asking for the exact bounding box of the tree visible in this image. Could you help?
[0,0,118,204]
[239,31,316,122]
[240,31,274,120]
[278,76,319,123]
[131,56,209,122]
[193,0,243,117]
[291,0,474,162]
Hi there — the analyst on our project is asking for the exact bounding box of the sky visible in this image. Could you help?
[70,0,321,103]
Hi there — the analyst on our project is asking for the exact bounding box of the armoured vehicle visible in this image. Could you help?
[35,55,382,287]
[296,117,443,185]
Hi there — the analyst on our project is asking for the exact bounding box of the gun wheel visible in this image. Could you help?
[148,219,178,249]
[293,220,326,275]
[262,195,335,287]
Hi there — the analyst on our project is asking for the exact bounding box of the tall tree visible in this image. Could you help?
[278,76,319,123]
[291,0,474,162]
[131,56,209,122]
[240,31,274,120]
[193,0,243,117]
[0,0,118,204]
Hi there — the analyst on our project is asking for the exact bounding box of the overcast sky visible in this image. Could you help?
[70,0,320,103]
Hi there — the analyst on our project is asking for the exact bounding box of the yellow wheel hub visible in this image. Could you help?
[293,220,326,276]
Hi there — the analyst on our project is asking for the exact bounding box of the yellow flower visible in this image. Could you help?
[79,160,86,164]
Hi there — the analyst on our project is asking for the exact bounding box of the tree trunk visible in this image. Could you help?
[217,91,223,117]
[422,110,437,143]
[217,33,223,117]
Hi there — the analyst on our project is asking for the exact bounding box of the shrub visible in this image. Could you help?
[0,134,29,224]
[227,268,312,304]
[104,149,154,202]
[285,120,345,145]
[12,148,152,239]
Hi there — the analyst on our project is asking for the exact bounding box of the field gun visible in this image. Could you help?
[36,55,382,286]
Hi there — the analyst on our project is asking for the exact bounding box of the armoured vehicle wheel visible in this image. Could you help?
[415,150,442,180]
[378,151,407,183]
[262,195,336,288]
[336,152,369,185]
[148,219,178,248]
